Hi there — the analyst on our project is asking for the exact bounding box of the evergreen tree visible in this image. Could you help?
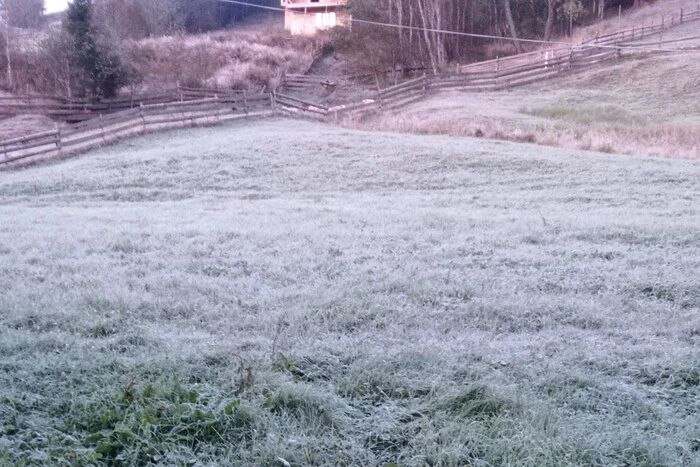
[66,0,127,98]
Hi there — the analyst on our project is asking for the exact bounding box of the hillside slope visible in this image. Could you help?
[575,0,700,40]
[126,24,315,91]
[362,34,700,159]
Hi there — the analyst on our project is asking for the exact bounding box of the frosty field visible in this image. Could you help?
[0,118,699,466]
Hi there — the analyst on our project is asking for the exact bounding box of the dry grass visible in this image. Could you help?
[358,45,700,159]
[0,114,59,140]
[124,24,315,91]
[0,118,699,465]
[574,0,700,41]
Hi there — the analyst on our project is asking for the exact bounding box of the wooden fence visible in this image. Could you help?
[439,6,698,92]
[582,5,700,46]
[0,86,253,123]
[1,93,273,169]
[271,75,429,120]
[0,78,432,167]
[278,74,347,93]
[280,67,431,93]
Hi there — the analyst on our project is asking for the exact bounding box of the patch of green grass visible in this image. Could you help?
[435,385,512,419]
[1,373,259,466]
[522,104,646,126]
[638,366,700,389]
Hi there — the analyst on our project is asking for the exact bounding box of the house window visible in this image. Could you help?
[315,11,336,29]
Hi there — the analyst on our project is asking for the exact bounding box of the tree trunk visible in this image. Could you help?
[416,0,438,74]
[503,0,522,53]
[397,0,403,44]
[2,10,11,89]
[544,0,555,42]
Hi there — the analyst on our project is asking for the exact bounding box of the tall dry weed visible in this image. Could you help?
[124,29,314,91]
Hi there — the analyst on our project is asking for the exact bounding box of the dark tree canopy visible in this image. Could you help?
[90,0,282,39]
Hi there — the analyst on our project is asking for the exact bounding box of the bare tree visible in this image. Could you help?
[4,0,43,28]
[0,2,11,88]
[138,0,181,36]
[93,0,181,40]
[544,0,556,42]
[503,0,523,53]
[36,30,76,97]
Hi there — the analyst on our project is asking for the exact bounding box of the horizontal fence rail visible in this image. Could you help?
[1,93,275,169]
[276,75,430,120]
[0,86,259,123]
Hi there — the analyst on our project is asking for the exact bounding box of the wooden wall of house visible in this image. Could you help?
[284,8,351,35]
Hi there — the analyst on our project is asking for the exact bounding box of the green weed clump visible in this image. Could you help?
[57,377,254,465]
[436,385,512,419]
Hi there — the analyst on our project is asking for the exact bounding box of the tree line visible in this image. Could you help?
[346,0,643,74]
[0,0,647,98]
[0,0,283,97]
[93,0,280,39]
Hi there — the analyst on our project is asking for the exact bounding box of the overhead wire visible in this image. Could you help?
[211,0,700,54]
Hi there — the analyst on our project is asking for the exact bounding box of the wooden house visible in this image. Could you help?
[281,0,350,36]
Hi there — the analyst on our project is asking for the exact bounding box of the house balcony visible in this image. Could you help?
[281,0,348,9]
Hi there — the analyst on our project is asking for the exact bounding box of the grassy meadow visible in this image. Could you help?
[364,26,700,160]
[0,118,699,466]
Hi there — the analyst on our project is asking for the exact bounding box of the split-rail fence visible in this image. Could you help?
[1,93,273,168]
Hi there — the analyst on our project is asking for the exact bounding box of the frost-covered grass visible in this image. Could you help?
[1,118,699,466]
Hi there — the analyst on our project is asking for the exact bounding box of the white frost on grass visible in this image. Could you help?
[0,118,698,465]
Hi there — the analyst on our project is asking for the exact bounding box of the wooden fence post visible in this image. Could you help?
[375,74,383,110]
[2,141,7,163]
[243,90,248,115]
[99,113,106,144]
[422,72,427,94]
[55,123,62,157]
[680,8,683,23]
[214,94,220,122]
[494,56,500,89]
[270,92,276,113]
[139,103,146,132]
